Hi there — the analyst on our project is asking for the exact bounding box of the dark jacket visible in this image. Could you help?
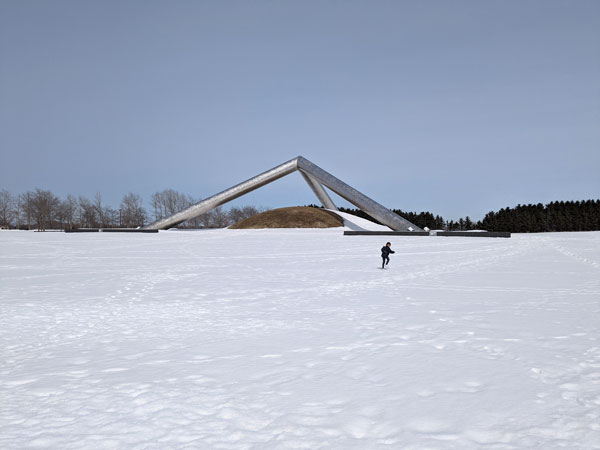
[381,246,395,257]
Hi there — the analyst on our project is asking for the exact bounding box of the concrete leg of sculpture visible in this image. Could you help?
[144,157,299,230]
[299,171,337,210]
[296,157,422,232]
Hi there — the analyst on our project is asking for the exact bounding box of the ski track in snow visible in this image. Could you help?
[1,229,600,449]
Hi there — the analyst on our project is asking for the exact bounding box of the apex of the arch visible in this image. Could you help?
[295,155,312,170]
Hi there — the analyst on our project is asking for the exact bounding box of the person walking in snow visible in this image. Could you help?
[381,242,395,269]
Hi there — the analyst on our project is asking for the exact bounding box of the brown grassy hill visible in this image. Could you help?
[229,206,343,229]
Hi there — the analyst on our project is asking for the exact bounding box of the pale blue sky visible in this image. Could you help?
[1,0,598,220]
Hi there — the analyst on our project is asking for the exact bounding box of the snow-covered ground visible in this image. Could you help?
[329,210,392,231]
[1,229,599,449]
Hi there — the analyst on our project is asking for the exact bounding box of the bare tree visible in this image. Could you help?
[19,192,34,230]
[196,210,214,228]
[55,201,68,229]
[151,192,164,221]
[211,205,230,228]
[228,205,261,225]
[53,195,76,230]
[93,193,107,227]
[105,206,119,227]
[0,189,15,228]
[13,196,23,229]
[120,193,147,228]
[60,195,78,230]
[228,206,245,225]
[151,189,193,222]
[78,196,96,228]
[31,188,59,231]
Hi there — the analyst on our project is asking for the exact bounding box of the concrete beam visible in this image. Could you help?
[299,170,337,210]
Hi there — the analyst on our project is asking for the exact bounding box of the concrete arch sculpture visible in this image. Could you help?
[143,156,422,232]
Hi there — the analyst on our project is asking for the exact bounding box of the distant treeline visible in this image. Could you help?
[1,188,598,233]
[331,200,600,233]
[0,188,266,231]
[479,200,600,232]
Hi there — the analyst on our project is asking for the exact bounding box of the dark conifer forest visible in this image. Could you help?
[478,200,600,232]
[338,200,600,233]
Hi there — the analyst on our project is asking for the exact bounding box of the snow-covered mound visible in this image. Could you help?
[1,230,599,449]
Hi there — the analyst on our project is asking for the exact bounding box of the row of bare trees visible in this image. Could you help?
[0,188,266,231]
[149,189,265,228]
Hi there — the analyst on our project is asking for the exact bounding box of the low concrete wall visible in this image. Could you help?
[344,231,429,236]
[65,228,158,233]
[343,230,511,238]
[436,231,511,238]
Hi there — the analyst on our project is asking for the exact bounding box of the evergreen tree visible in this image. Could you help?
[464,216,473,230]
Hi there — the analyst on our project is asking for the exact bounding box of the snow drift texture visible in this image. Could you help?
[1,229,599,449]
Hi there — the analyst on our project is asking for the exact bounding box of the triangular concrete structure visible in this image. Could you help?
[143,156,422,231]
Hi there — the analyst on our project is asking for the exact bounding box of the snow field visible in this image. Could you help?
[1,229,599,449]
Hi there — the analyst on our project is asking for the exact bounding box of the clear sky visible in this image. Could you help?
[1,0,598,220]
